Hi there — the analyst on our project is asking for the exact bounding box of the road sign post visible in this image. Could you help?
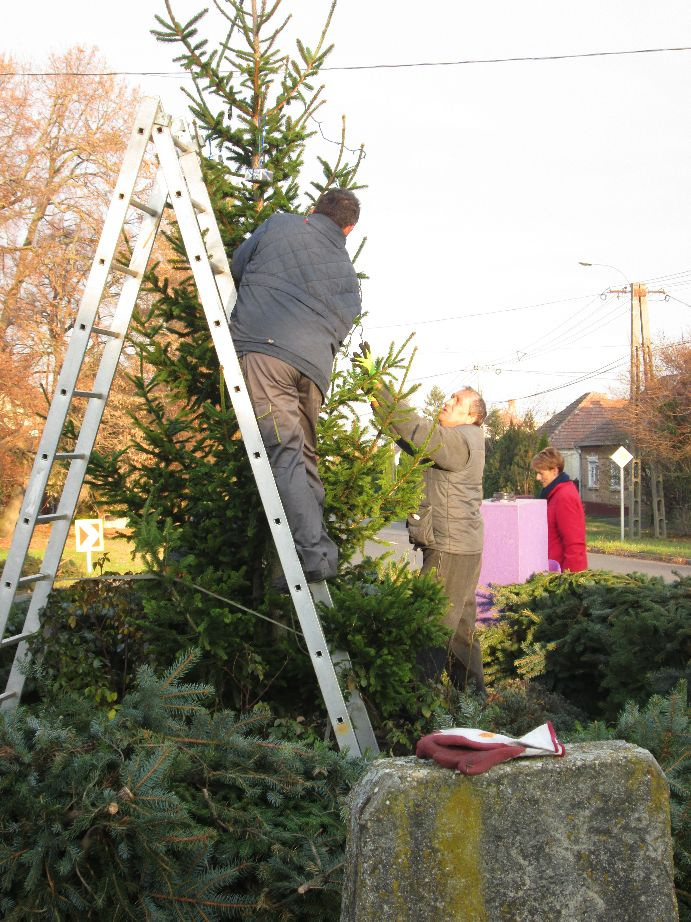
[75,518,104,572]
[610,447,634,541]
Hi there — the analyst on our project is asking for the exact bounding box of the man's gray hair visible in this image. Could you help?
[460,387,487,426]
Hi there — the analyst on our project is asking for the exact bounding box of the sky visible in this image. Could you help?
[3,0,691,419]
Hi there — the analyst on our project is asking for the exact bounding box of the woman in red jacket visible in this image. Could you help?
[531,447,588,572]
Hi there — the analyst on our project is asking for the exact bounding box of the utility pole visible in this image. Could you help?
[612,282,667,538]
[579,262,667,538]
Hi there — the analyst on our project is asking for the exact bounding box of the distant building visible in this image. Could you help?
[538,393,629,516]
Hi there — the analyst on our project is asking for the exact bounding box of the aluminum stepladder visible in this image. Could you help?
[0,97,378,758]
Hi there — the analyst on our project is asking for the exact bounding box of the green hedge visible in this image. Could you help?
[0,651,363,920]
[481,570,690,719]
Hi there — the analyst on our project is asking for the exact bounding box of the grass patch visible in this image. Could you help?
[587,516,691,561]
[0,527,145,576]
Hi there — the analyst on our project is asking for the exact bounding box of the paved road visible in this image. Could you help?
[363,522,690,584]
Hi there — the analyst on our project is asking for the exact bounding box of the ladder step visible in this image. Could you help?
[72,390,104,400]
[36,513,70,524]
[54,451,87,461]
[173,134,195,154]
[0,631,37,649]
[17,573,51,587]
[191,197,207,214]
[92,326,122,339]
[0,690,18,704]
[112,263,140,279]
[131,196,159,217]
[210,261,227,275]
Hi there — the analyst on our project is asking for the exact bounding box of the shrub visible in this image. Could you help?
[28,560,450,752]
[0,651,364,920]
[481,570,691,719]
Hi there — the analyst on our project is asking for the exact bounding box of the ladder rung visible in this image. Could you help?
[0,631,37,649]
[73,390,104,400]
[210,261,227,275]
[0,690,18,704]
[17,573,51,587]
[112,264,140,279]
[91,326,122,339]
[54,451,87,461]
[36,513,70,524]
[131,197,159,217]
[173,135,194,154]
[191,197,207,214]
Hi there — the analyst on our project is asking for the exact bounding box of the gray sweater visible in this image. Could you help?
[230,212,361,397]
[383,397,485,555]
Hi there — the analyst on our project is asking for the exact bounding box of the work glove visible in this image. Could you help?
[416,722,565,776]
[351,341,377,376]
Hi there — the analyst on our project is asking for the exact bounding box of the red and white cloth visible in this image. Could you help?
[416,722,566,775]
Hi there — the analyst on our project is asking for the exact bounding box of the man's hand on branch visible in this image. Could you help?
[351,340,379,376]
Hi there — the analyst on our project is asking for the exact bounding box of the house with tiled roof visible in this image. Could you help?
[538,392,630,515]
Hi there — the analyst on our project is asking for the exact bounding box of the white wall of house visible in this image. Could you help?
[561,449,581,486]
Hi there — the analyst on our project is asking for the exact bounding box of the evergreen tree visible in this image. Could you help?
[90,0,426,584]
[483,408,547,497]
[84,0,440,730]
[422,384,446,420]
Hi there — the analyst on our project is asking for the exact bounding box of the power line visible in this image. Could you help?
[324,45,691,70]
[2,44,691,79]
[367,292,599,330]
[664,293,691,309]
[505,357,627,401]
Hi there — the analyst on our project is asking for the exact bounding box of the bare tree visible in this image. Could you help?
[0,48,141,510]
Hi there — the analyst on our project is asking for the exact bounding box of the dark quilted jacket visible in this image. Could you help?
[230,212,361,396]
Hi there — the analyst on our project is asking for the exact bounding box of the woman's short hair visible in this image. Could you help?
[531,446,564,472]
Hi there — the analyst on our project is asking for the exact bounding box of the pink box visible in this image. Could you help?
[479,498,548,588]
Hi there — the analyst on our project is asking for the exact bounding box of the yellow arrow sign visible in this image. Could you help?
[75,518,104,553]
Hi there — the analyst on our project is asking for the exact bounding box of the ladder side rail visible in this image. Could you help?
[174,135,237,321]
[0,175,169,709]
[0,99,161,637]
[152,124,364,757]
[309,581,380,755]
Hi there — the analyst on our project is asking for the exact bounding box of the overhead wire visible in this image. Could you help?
[2,44,691,78]
[504,356,628,401]
[407,294,628,388]
[367,292,600,331]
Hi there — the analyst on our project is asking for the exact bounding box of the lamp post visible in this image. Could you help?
[577,260,630,290]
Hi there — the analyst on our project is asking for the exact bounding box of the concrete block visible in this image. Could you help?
[342,742,678,922]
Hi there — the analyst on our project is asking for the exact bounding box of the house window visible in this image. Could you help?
[610,463,621,491]
[587,456,599,489]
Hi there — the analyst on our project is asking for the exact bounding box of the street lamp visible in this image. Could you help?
[578,261,630,291]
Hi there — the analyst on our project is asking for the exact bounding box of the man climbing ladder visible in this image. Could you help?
[231,189,362,585]
[0,98,377,757]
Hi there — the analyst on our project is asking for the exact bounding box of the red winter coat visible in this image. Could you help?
[545,479,588,572]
